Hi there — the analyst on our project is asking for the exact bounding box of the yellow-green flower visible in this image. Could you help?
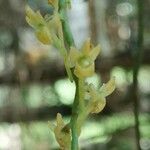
[25,5,52,44]
[25,5,45,28]
[76,77,115,134]
[25,5,73,82]
[67,39,100,78]
[49,113,71,150]
[25,5,62,45]
[87,77,115,113]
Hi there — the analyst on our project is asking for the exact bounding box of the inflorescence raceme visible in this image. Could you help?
[25,0,115,149]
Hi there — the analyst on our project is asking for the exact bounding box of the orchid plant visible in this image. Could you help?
[25,0,115,150]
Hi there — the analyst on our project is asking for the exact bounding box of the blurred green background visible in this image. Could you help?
[0,0,149,149]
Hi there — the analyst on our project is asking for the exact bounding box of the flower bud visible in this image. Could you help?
[35,27,52,44]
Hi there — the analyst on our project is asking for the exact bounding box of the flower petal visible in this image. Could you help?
[68,47,81,68]
[86,84,106,113]
[56,113,64,128]
[81,38,92,55]
[90,96,106,113]
[89,44,101,61]
[88,83,97,99]
[25,5,45,28]
[74,63,95,78]
[48,121,55,132]
[35,27,52,44]
[52,113,71,150]
[100,77,116,96]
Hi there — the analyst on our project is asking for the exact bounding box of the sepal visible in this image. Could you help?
[49,113,71,150]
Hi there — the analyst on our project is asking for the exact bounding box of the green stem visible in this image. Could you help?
[59,0,75,48]
[59,1,87,149]
[70,78,85,150]
[78,79,85,111]
[70,76,79,150]
[59,1,79,149]
[52,35,73,82]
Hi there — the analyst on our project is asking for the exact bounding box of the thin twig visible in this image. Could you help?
[132,0,144,150]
